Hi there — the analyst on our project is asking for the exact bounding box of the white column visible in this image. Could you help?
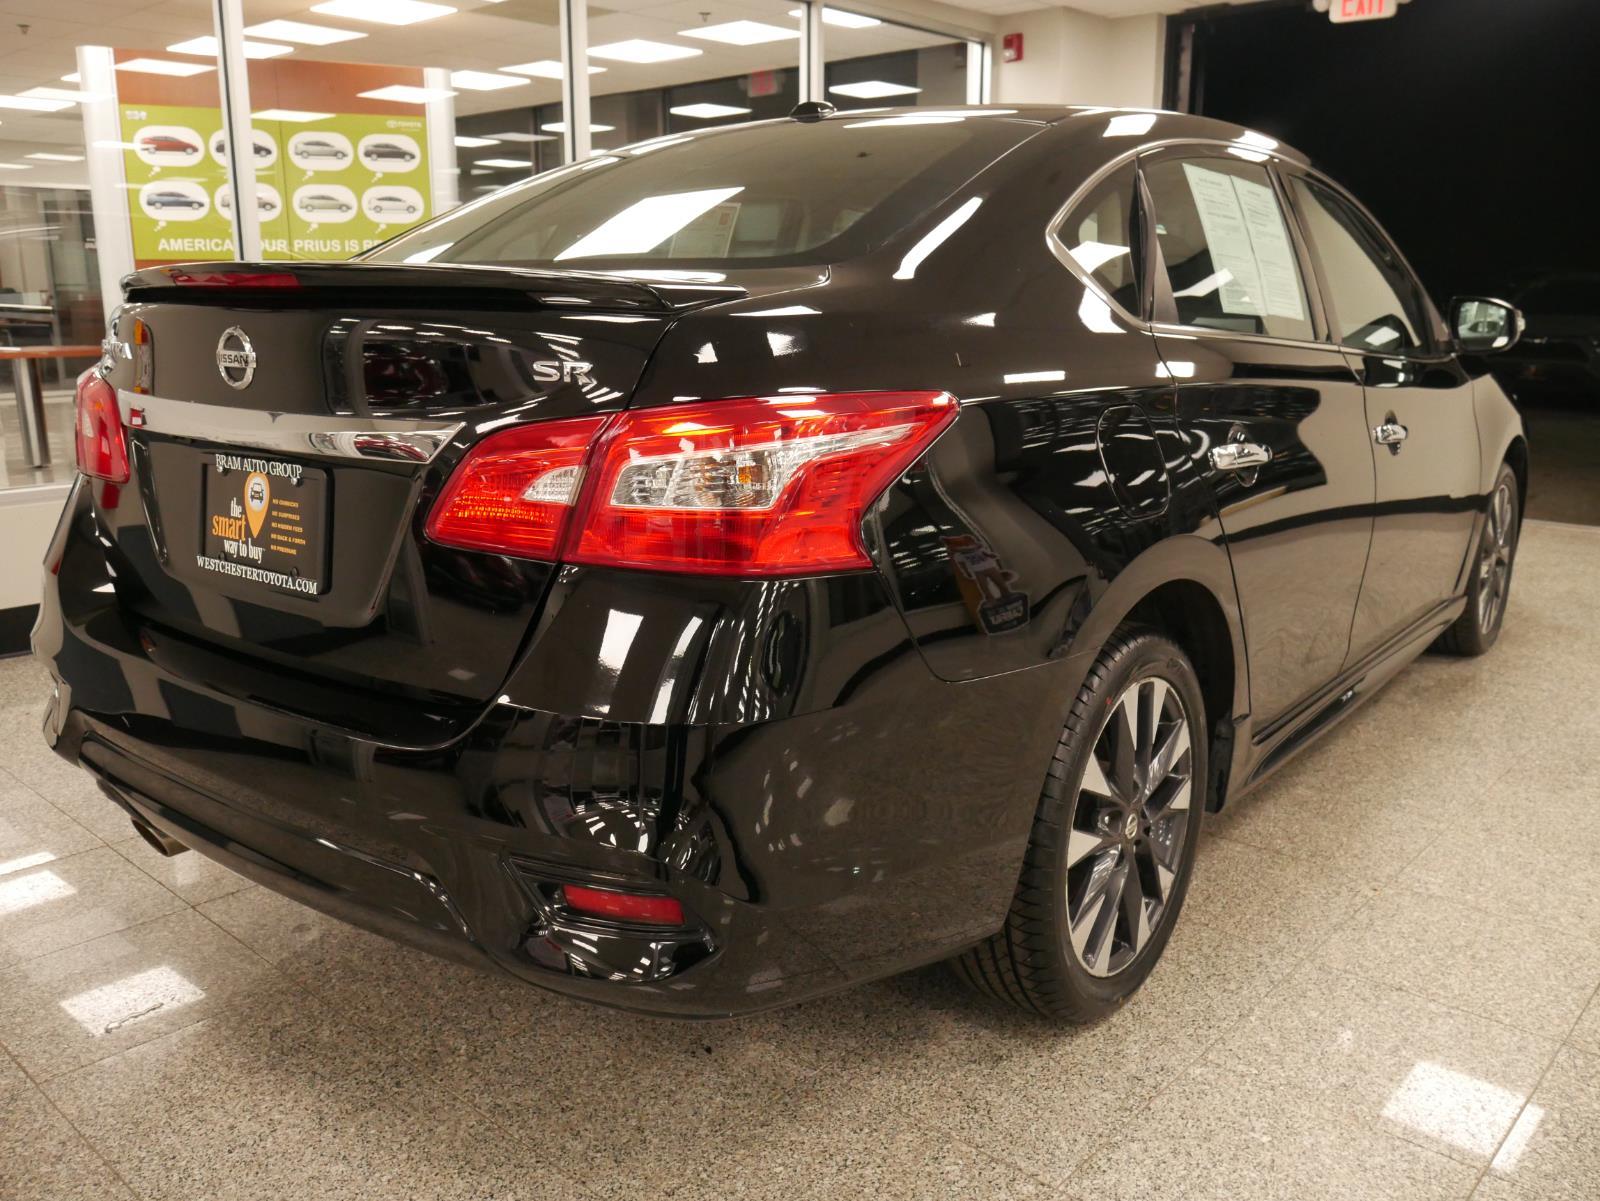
[423,67,459,212]
[558,0,591,162]
[967,40,991,105]
[211,0,262,261]
[76,45,134,319]
[799,3,825,104]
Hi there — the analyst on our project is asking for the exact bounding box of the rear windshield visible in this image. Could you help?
[366,115,1036,271]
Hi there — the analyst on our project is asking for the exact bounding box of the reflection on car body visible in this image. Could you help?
[42,105,1531,1025]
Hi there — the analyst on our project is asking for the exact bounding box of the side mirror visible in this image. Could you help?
[1451,296,1524,354]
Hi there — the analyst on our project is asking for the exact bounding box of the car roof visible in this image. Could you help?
[774,104,1310,167]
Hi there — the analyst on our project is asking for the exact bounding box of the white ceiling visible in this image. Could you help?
[0,0,958,176]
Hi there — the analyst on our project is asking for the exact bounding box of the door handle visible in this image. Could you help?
[1374,416,1409,454]
[1209,440,1273,473]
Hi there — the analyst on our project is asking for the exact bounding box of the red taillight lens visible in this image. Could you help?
[561,884,685,926]
[425,414,611,558]
[73,370,129,484]
[567,391,956,576]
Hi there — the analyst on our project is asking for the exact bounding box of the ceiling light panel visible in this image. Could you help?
[243,19,366,45]
[828,80,921,99]
[669,103,751,119]
[502,60,604,79]
[168,36,293,60]
[680,20,798,46]
[475,158,532,168]
[541,121,615,133]
[253,108,334,122]
[115,59,215,77]
[311,0,456,26]
[448,71,528,91]
[588,39,702,64]
[357,85,456,103]
[0,94,75,111]
[454,135,500,147]
[26,152,86,162]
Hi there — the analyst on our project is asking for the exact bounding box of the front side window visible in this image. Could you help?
[1057,164,1140,317]
[1143,157,1315,343]
[1290,177,1429,354]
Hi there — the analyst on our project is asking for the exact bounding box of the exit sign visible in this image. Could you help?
[1330,0,1397,21]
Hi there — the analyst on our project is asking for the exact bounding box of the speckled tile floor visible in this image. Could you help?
[2,518,1597,1201]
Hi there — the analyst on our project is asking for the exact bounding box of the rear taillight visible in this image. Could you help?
[73,370,129,484]
[425,391,956,576]
[567,392,956,576]
[424,414,610,558]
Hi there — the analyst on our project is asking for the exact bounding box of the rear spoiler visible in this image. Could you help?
[120,261,748,312]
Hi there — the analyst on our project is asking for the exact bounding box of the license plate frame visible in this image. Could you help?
[198,452,329,598]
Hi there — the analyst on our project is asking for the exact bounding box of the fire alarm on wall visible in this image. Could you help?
[1002,32,1023,63]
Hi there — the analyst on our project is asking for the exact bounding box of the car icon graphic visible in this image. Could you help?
[218,192,278,215]
[364,141,417,163]
[139,134,199,156]
[369,194,419,215]
[145,190,205,211]
[299,193,352,213]
[296,139,348,161]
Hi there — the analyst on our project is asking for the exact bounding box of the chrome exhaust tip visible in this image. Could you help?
[130,817,188,858]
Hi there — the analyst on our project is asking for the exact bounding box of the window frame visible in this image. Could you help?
[1045,159,1149,325]
[1133,144,1330,347]
[1276,163,1451,359]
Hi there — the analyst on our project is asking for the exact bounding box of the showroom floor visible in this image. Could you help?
[1,519,1597,1201]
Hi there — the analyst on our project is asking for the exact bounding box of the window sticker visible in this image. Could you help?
[1181,163,1306,322]
[669,201,741,257]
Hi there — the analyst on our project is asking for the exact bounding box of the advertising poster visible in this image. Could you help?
[111,53,442,266]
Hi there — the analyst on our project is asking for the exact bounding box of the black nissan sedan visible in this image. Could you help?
[37,106,1527,1021]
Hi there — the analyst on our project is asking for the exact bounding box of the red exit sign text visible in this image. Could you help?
[1330,0,1397,22]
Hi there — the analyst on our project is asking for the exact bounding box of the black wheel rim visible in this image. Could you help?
[1066,676,1194,978]
[1478,481,1515,636]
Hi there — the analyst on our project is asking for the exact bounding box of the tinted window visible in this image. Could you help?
[1059,165,1140,316]
[1291,177,1429,353]
[1144,157,1314,342]
[368,117,1034,270]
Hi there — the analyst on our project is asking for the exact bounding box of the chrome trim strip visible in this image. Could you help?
[117,391,464,464]
[1149,322,1346,356]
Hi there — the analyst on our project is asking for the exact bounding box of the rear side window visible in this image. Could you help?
[1057,165,1140,316]
[367,117,1035,270]
[1290,177,1429,354]
[1143,157,1315,342]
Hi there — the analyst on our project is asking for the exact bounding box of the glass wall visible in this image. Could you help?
[2,30,225,489]
[823,11,977,109]
[0,0,987,493]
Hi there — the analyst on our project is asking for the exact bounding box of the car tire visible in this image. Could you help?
[952,626,1207,1022]
[1434,462,1519,656]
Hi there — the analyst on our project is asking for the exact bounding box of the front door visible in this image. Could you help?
[1141,150,1376,730]
[1284,173,1482,661]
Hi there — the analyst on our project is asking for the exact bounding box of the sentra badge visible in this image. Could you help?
[216,326,257,389]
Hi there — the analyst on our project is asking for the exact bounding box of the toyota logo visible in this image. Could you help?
[216,326,256,389]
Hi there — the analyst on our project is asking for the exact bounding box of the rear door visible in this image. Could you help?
[1282,172,1482,661]
[1140,148,1375,730]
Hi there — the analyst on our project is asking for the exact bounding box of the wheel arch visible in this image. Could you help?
[1067,535,1249,813]
[1503,434,1530,523]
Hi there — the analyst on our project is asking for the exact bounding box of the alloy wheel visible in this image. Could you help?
[1065,676,1194,978]
[1478,481,1515,635]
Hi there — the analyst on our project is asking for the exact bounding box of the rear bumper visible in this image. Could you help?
[35,510,1075,1017]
